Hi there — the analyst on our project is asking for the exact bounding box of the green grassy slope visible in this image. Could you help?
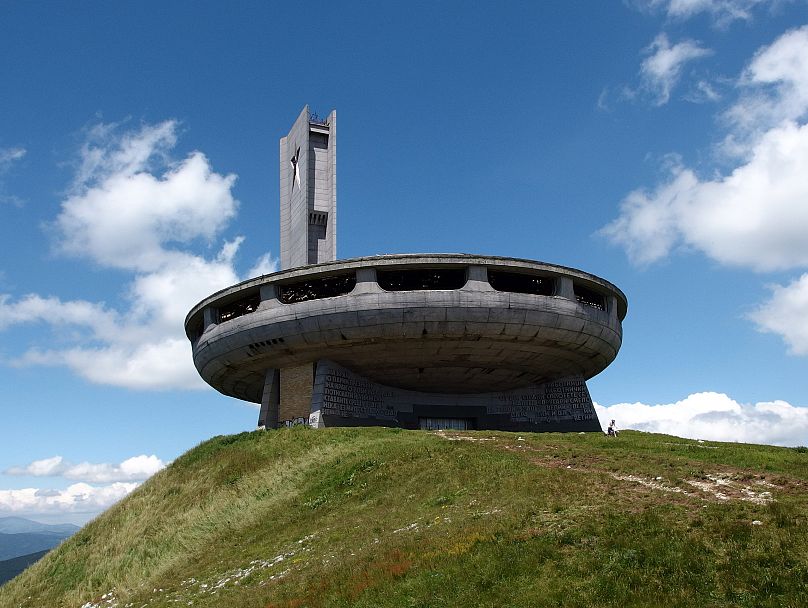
[1,428,806,608]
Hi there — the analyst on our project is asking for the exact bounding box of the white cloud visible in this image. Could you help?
[0,146,25,170]
[18,339,203,390]
[640,34,712,105]
[604,26,808,355]
[596,392,808,446]
[0,294,118,333]
[247,252,280,278]
[634,0,773,25]
[0,121,275,390]
[0,146,26,205]
[0,454,163,518]
[61,455,164,483]
[72,121,175,189]
[0,482,139,516]
[604,27,808,271]
[57,121,238,271]
[685,79,723,103]
[5,454,165,483]
[6,456,65,477]
[602,120,808,270]
[725,25,808,140]
[749,273,808,355]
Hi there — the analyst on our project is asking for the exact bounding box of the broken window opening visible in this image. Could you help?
[573,284,606,311]
[377,268,466,291]
[488,270,555,296]
[219,292,261,323]
[278,273,357,304]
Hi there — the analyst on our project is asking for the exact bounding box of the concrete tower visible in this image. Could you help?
[279,105,337,270]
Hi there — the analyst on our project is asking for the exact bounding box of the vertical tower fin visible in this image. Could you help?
[279,106,337,270]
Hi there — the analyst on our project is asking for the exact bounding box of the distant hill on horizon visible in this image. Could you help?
[0,550,49,587]
[0,516,79,583]
[0,531,72,562]
[0,516,79,537]
[1,427,806,607]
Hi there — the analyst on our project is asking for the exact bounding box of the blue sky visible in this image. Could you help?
[1,1,807,524]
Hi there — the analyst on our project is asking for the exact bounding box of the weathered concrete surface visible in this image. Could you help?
[186,254,626,404]
[279,363,314,424]
[307,360,602,432]
[279,106,336,270]
[187,108,628,432]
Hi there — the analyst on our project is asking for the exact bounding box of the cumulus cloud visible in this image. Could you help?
[0,482,138,516]
[5,454,165,483]
[57,121,238,271]
[602,27,808,271]
[248,252,280,278]
[6,456,65,477]
[749,273,808,355]
[0,294,117,333]
[725,25,808,141]
[604,27,808,270]
[0,121,276,390]
[640,33,712,105]
[602,120,808,270]
[596,392,808,446]
[604,26,808,355]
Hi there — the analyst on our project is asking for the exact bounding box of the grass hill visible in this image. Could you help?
[0,427,806,607]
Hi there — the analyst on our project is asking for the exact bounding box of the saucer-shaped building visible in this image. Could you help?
[185,107,627,432]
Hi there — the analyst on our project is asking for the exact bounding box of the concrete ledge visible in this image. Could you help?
[185,253,628,339]
[187,254,626,403]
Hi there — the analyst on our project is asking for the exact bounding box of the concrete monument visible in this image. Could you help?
[185,106,628,432]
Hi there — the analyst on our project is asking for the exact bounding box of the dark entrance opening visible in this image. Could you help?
[419,417,473,431]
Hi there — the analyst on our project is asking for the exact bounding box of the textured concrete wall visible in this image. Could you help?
[257,368,279,429]
[279,106,306,269]
[307,360,601,432]
[279,363,314,424]
[279,107,336,270]
[187,255,627,405]
[326,110,337,262]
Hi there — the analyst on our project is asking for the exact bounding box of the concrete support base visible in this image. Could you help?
[256,369,279,429]
[264,360,601,433]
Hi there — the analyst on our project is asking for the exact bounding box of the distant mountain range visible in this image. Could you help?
[0,517,79,584]
[0,516,79,536]
[0,550,50,586]
[0,531,70,561]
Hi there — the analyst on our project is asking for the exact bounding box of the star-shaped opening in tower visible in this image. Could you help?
[290,147,300,191]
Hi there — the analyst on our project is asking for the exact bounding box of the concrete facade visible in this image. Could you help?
[186,107,628,432]
[186,254,627,432]
[279,106,336,270]
[306,360,601,431]
[279,363,314,424]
